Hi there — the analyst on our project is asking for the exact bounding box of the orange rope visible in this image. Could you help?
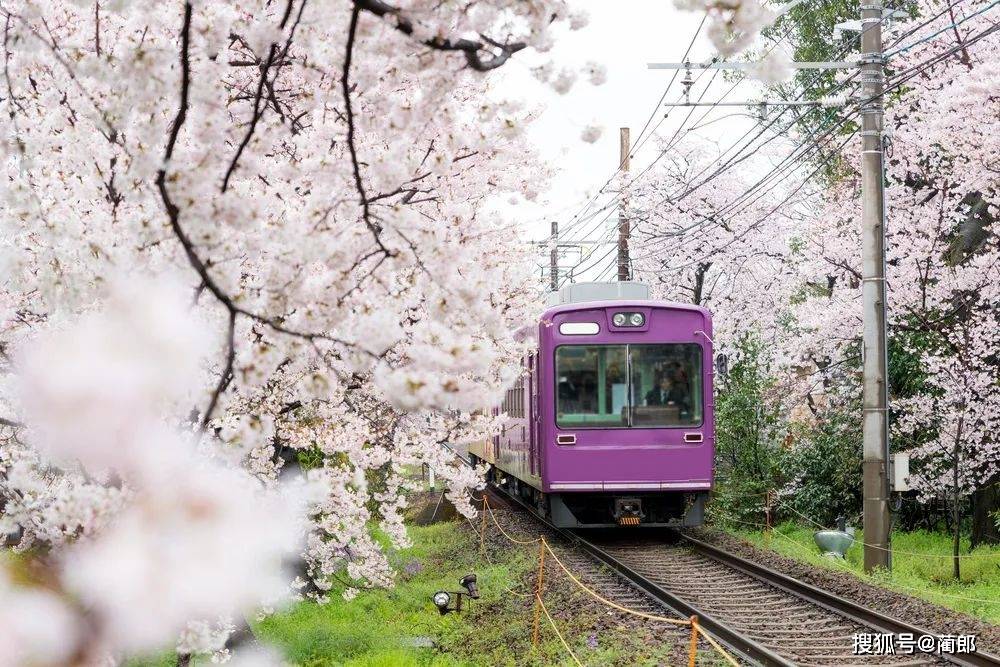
[536,593,584,666]
[482,501,740,665]
[541,540,690,626]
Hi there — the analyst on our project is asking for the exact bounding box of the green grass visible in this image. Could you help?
[730,522,1000,623]
[255,519,699,666]
[127,515,722,666]
[255,521,521,666]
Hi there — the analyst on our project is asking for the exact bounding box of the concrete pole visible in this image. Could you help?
[617,127,631,281]
[860,0,891,573]
[550,220,559,291]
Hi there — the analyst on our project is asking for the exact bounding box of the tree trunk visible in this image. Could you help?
[971,473,1000,548]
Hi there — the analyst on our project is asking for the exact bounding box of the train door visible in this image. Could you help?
[529,353,539,478]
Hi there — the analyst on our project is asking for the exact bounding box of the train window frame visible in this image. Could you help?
[553,342,706,430]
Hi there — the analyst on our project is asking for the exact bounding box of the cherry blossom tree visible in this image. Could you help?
[787,3,999,545]
[0,0,596,662]
[642,0,999,545]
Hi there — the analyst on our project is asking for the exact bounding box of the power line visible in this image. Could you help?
[885,0,999,57]
[538,16,709,244]
[552,0,993,282]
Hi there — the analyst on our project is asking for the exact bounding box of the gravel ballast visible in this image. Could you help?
[691,527,1000,656]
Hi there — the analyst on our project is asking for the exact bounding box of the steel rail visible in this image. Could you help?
[485,484,999,667]
[567,530,796,666]
[486,484,792,666]
[679,533,1000,667]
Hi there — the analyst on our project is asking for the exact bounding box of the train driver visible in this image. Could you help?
[645,376,689,413]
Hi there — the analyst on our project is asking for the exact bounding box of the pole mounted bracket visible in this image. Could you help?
[856,54,886,65]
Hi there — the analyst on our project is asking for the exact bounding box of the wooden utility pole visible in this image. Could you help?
[617,127,631,281]
[549,220,559,291]
[859,0,891,573]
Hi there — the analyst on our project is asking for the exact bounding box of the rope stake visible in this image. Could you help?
[531,537,547,649]
[687,615,699,667]
[479,495,488,558]
[480,493,741,665]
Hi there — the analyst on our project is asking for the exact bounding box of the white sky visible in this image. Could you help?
[490,1,772,283]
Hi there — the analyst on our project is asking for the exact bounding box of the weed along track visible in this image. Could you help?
[486,487,1000,667]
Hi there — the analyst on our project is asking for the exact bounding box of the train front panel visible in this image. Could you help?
[537,300,714,527]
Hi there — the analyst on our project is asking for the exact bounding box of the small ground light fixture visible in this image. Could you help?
[431,573,479,615]
[460,573,479,598]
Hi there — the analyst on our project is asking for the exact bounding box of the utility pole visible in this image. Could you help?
[859,0,891,573]
[617,127,631,281]
[649,6,895,572]
[549,220,559,291]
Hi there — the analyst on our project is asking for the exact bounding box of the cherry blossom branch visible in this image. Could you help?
[352,0,526,71]
[201,310,237,432]
[221,0,306,191]
[157,3,371,428]
[341,6,395,257]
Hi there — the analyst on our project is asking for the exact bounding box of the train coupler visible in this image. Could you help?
[614,498,644,526]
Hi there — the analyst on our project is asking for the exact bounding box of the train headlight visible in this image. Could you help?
[613,312,645,327]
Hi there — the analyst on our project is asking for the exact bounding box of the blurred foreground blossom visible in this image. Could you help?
[581,125,604,144]
[2,280,313,660]
[0,568,78,666]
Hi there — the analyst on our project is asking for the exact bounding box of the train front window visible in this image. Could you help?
[555,345,628,427]
[629,344,702,427]
[555,344,702,428]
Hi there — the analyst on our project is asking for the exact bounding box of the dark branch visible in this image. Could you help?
[201,310,237,431]
[352,0,526,71]
[156,3,370,432]
[342,6,394,256]
[0,416,23,428]
[222,0,306,191]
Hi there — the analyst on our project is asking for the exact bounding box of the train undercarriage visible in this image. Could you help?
[480,460,707,528]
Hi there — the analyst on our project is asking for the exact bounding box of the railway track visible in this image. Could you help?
[486,486,1000,667]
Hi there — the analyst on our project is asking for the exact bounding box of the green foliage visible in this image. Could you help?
[296,446,327,470]
[254,520,691,666]
[713,332,787,524]
[735,522,1000,623]
[783,404,863,527]
[888,329,936,399]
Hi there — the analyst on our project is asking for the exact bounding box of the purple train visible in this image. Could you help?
[469,282,714,528]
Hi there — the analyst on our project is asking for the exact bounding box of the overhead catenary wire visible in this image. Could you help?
[885,0,1000,56]
[638,129,857,270]
[624,4,981,272]
[540,16,709,245]
[624,0,963,242]
[553,59,725,252]
[552,18,842,279]
[555,0,994,280]
[579,56,865,277]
